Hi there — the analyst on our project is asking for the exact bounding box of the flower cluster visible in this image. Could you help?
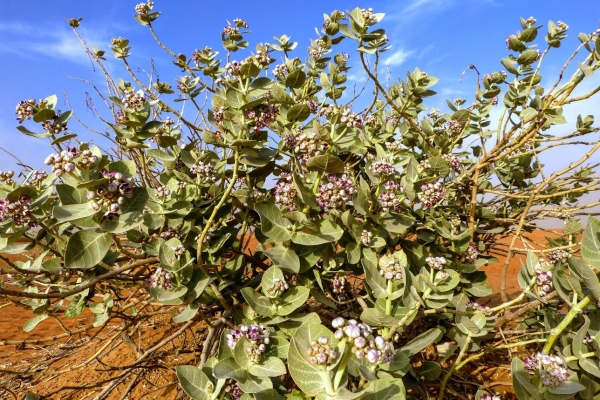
[226,325,270,363]
[548,249,569,264]
[297,99,318,114]
[308,336,338,366]
[557,21,569,32]
[156,186,171,199]
[148,266,172,290]
[480,394,501,400]
[379,257,404,281]
[26,170,48,186]
[158,227,183,241]
[446,120,463,135]
[418,182,444,209]
[254,50,272,68]
[225,382,243,400]
[284,131,329,162]
[443,154,461,172]
[274,174,297,211]
[332,318,372,340]
[331,318,395,364]
[0,195,34,227]
[135,1,153,15]
[464,243,479,263]
[267,277,289,296]
[316,174,356,211]
[428,108,442,120]
[361,8,377,23]
[361,229,373,245]
[212,106,226,127]
[87,171,135,220]
[272,63,288,77]
[224,60,244,76]
[426,256,447,270]
[44,148,82,177]
[369,159,396,176]
[190,161,217,183]
[246,102,278,132]
[41,112,68,135]
[378,181,403,213]
[340,107,363,128]
[535,267,553,297]
[122,89,146,110]
[331,275,347,295]
[321,104,336,116]
[0,171,15,185]
[15,99,36,123]
[466,301,491,314]
[524,353,570,387]
[172,245,186,256]
[363,114,380,128]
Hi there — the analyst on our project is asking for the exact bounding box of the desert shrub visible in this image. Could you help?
[3,3,600,399]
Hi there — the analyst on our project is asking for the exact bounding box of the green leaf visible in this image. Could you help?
[362,249,387,298]
[361,379,405,400]
[151,286,188,302]
[176,366,210,400]
[254,202,292,242]
[292,220,343,246]
[23,314,48,332]
[381,213,415,234]
[400,328,441,356]
[65,230,112,269]
[278,286,310,315]
[568,257,600,301]
[213,357,248,381]
[173,303,200,323]
[579,358,600,379]
[249,356,287,377]
[360,308,398,328]
[56,184,89,205]
[288,317,336,396]
[16,125,52,138]
[582,217,600,270]
[287,104,311,122]
[108,160,137,178]
[428,156,449,177]
[306,154,345,173]
[264,246,300,273]
[52,203,97,222]
[241,287,274,316]
[517,49,540,65]
[547,381,585,395]
[418,361,441,380]
[33,108,55,123]
[573,315,590,358]
[285,70,306,88]
[511,358,541,400]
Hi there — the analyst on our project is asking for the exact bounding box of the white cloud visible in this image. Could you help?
[384,48,413,67]
[0,22,111,66]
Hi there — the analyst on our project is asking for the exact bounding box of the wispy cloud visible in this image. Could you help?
[386,0,453,23]
[384,48,413,67]
[0,22,111,66]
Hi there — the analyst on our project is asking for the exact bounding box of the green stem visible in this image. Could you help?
[320,370,335,396]
[196,147,240,271]
[332,341,352,392]
[438,333,472,400]
[543,293,593,354]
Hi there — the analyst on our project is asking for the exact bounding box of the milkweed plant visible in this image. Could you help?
[3,3,600,399]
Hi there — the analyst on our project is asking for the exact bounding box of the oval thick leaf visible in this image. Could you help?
[249,356,287,377]
[176,366,210,400]
[306,154,345,173]
[65,230,112,269]
[264,246,300,273]
[582,217,600,270]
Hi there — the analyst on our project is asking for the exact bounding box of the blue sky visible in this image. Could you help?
[1,0,600,173]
